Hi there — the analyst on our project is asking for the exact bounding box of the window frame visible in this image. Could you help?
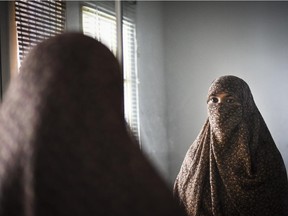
[81,1,140,141]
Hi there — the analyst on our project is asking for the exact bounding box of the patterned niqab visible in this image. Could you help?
[174,75,288,216]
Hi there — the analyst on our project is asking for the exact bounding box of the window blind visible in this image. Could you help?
[15,0,66,62]
[82,2,117,55]
[122,2,140,142]
[82,1,140,141]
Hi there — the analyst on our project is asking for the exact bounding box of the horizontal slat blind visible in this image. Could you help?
[15,0,66,62]
[82,4,117,55]
[122,2,140,141]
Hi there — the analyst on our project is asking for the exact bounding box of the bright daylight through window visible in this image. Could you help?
[82,2,140,141]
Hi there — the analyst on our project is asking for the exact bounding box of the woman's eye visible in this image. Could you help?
[210,97,219,103]
[226,98,234,103]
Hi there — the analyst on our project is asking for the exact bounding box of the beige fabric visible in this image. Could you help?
[174,75,288,216]
[0,33,186,216]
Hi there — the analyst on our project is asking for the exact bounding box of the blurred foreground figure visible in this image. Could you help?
[0,33,186,216]
[174,75,288,216]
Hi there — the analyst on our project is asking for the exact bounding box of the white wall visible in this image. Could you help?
[65,1,81,32]
[0,2,11,96]
[163,1,288,184]
[136,2,170,181]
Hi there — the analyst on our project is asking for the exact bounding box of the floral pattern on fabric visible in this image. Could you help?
[174,75,288,216]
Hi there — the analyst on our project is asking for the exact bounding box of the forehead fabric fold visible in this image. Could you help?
[208,76,246,98]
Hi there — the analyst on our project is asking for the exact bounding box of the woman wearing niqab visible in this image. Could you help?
[174,75,288,216]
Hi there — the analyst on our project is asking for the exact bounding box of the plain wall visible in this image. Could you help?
[0,1,10,97]
[163,1,288,184]
[65,1,82,32]
[136,2,170,181]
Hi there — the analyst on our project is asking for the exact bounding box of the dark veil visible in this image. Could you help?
[0,33,185,216]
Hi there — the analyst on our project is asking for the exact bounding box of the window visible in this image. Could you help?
[82,4,117,55]
[15,0,66,63]
[82,2,140,141]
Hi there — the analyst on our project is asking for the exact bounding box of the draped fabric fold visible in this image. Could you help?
[174,75,288,216]
[0,33,185,216]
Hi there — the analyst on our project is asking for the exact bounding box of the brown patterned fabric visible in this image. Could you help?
[174,75,288,216]
[0,33,186,216]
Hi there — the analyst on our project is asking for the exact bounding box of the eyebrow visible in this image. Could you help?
[209,93,234,97]
[207,93,237,101]
[225,94,234,97]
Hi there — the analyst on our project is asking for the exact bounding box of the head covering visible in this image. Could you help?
[173,75,288,216]
[0,33,186,216]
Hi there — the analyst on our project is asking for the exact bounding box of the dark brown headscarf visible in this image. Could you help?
[0,33,186,216]
[174,75,288,216]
